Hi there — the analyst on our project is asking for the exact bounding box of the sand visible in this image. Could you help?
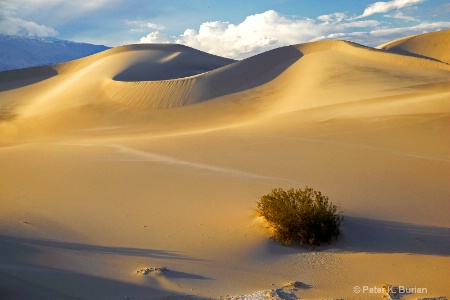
[0,30,449,299]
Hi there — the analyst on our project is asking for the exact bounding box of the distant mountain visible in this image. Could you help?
[0,35,110,71]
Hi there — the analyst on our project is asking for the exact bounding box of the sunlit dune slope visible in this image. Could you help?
[377,29,450,64]
[270,39,450,116]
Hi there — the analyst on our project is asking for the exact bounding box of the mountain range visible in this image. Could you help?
[0,35,109,71]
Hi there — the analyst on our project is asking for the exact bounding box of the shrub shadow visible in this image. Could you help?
[325,216,450,256]
[255,216,450,257]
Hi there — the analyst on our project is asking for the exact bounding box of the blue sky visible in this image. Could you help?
[1,0,449,58]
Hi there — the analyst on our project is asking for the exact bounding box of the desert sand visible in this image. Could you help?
[0,30,449,299]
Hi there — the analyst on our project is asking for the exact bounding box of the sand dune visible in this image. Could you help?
[1,35,448,141]
[0,30,449,299]
[377,29,450,64]
[1,36,448,116]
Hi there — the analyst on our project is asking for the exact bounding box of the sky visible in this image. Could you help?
[1,0,449,59]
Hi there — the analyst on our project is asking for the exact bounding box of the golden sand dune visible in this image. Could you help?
[377,29,450,64]
[1,31,449,140]
[0,44,234,117]
[0,30,449,299]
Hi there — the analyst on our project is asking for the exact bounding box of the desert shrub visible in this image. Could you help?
[256,187,343,246]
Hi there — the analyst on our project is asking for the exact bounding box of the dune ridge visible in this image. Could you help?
[0,35,448,135]
[377,29,450,64]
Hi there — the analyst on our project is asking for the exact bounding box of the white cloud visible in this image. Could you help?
[126,20,166,31]
[8,0,115,15]
[0,3,58,37]
[78,0,113,10]
[0,17,58,37]
[0,0,114,38]
[140,31,174,44]
[1,0,118,27]
[311,22,450,47]
[139,10,386,59]
[384,11,418,21]
[318,12,347,24]
[343,20,381,27]
[356,0,424,19]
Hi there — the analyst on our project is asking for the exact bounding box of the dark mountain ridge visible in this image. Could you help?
[0,35,109,71]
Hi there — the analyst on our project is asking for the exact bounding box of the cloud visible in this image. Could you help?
[1,0,119,28]
[0,2,58,37]
[126,20,166,31]
[8,0,115,15]
[141,10,319,58]
[140,31,174,43]
[0,17,58,37]
[317,12,347,24]
[384,11,418,21]
[311,22,450,47]
[0,0,117,38]
[139,10,385,59]
[343,20,381,28]
[356,0,424,19]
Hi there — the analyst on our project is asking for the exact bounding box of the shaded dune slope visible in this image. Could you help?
[0,65,57,92]
[54,43,236,80]
[103,45,302,108]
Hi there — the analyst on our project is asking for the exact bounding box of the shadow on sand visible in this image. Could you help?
[163,270,211,280]
[0,267,190,300]
[256,216,450,256]
[379,48,446,64]
[0,65,57,92]
[0,234,208,300]
[0,234,199,260]
[332,216,450,255]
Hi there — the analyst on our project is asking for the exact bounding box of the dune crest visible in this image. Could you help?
[0,33,447,133]
[54,43,235,78]
[377,29,450,64]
